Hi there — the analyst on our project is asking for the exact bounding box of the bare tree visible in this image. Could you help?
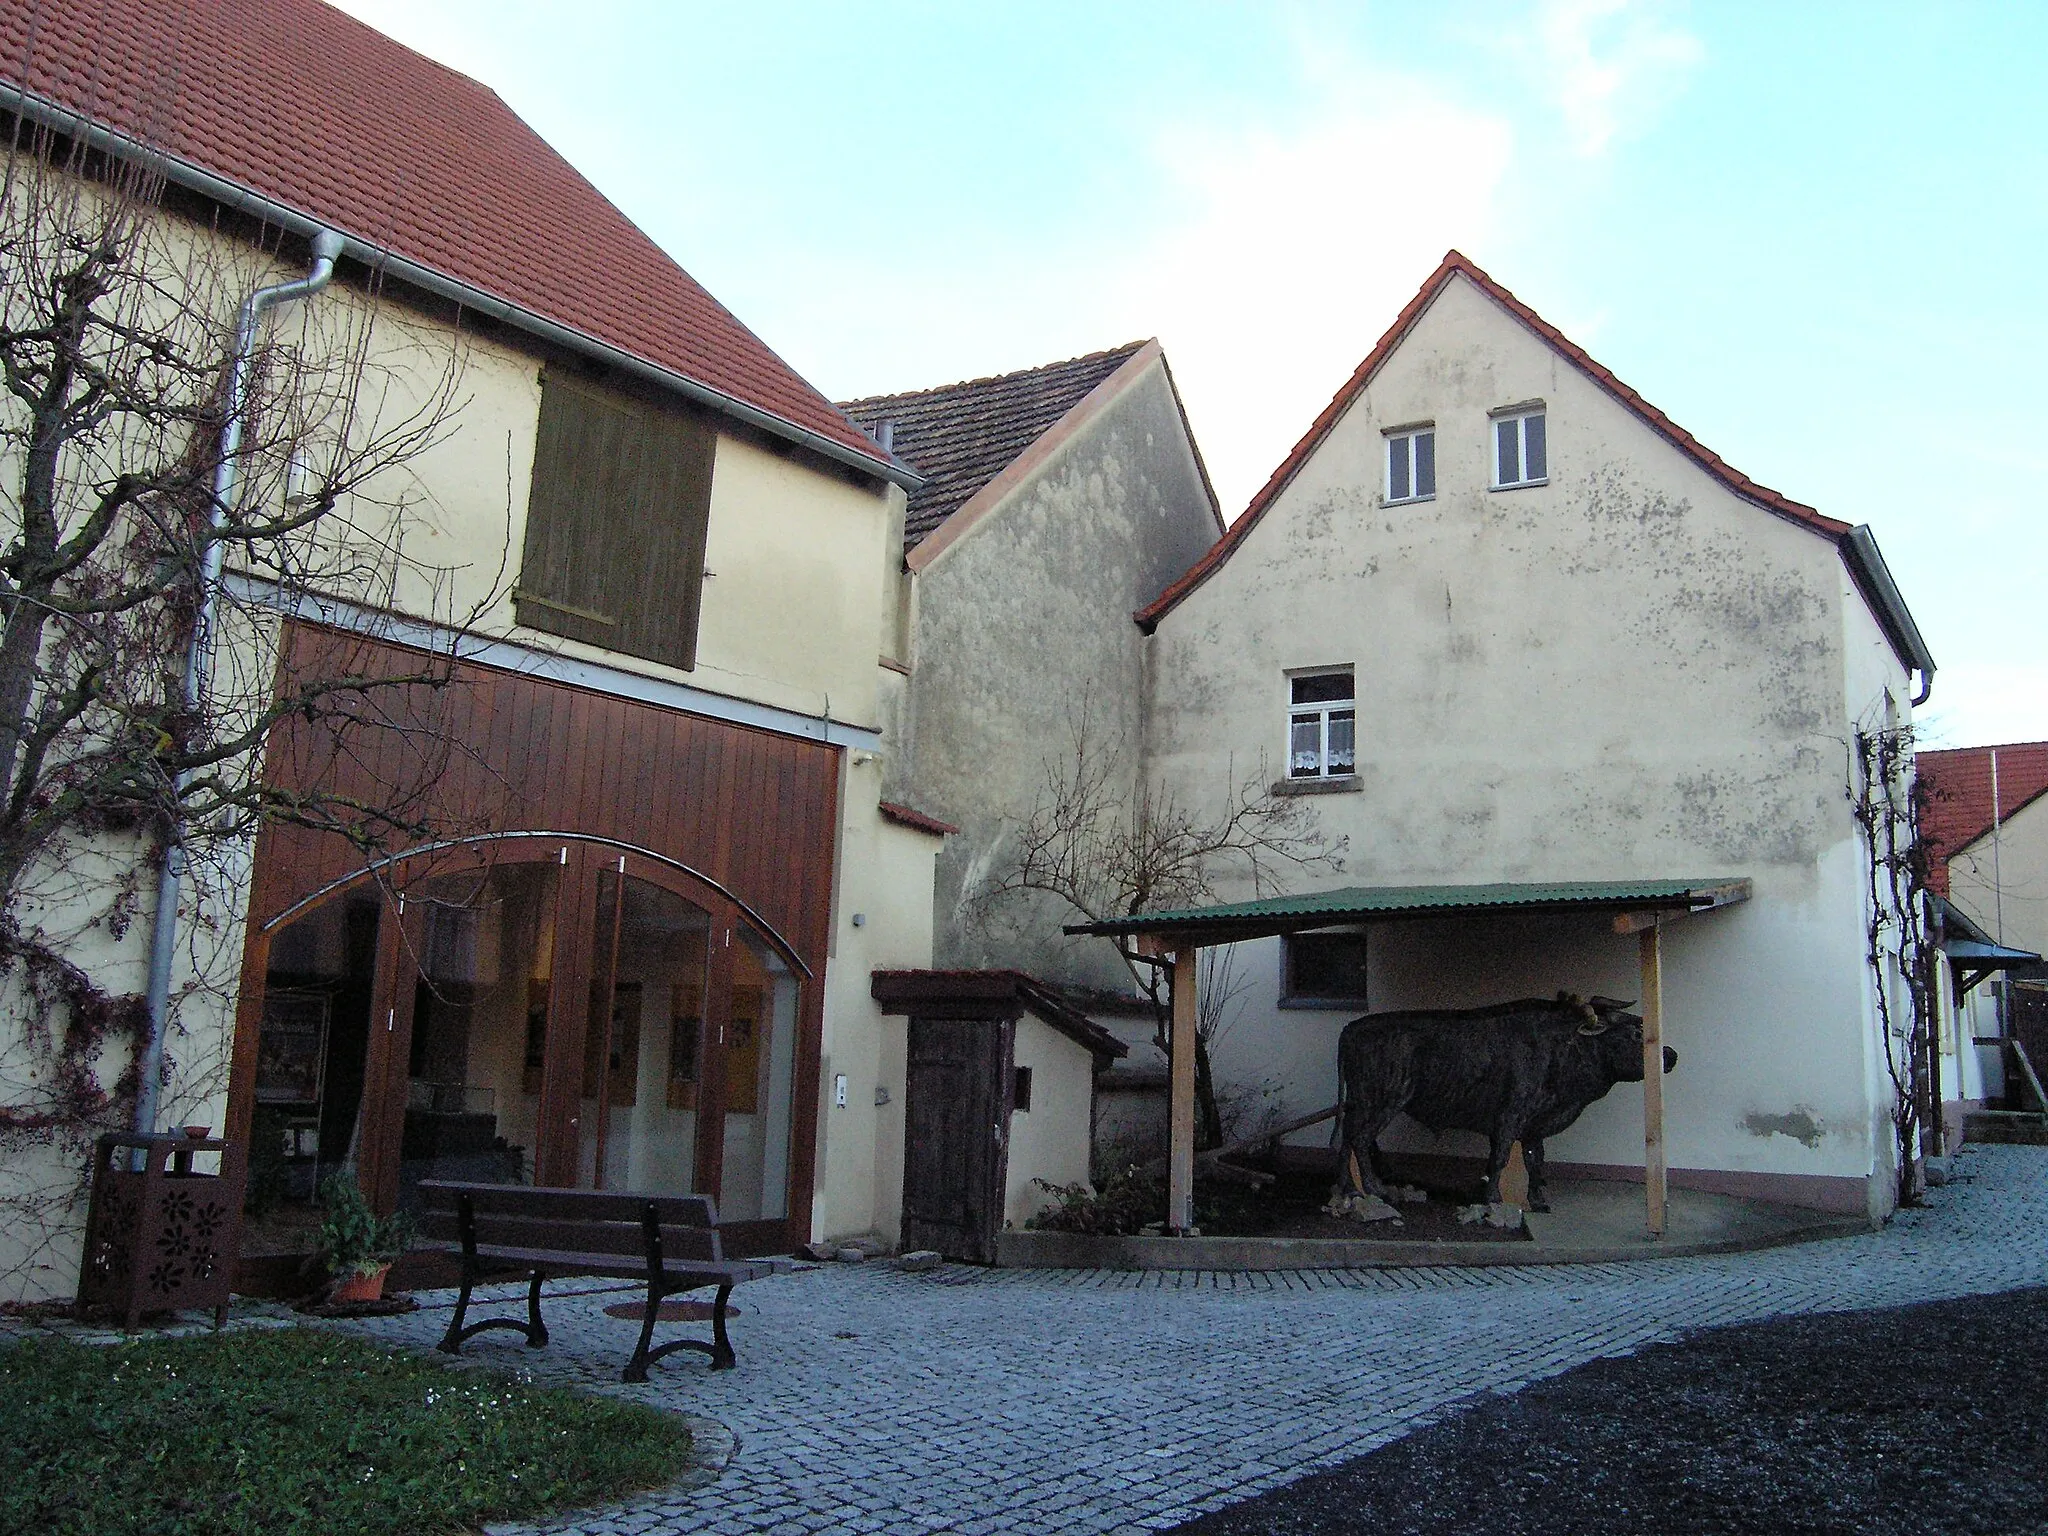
[1851,719,1936,1209]
[976,699,1345,1147]
[0,121,498,1283]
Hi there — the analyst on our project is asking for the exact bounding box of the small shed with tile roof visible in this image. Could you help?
[1919,744,2048,1085]
[1918,742,2048,899]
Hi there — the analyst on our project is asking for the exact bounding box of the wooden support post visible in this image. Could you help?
[1169,944,1199,1235]
[1640,920,1667,1237]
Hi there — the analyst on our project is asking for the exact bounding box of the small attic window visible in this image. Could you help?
[1492,405,1547,489]
[1385,425,1435,504]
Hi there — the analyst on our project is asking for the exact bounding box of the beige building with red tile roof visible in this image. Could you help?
[1919,743,2048,1120]
[0,0,943,1301]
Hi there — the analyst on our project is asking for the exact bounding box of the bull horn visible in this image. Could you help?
[1557,991,1602,1031]
[1588,995,1637,1011]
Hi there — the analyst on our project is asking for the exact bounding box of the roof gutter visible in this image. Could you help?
[0,82,923,493]
[1839,524,1935,705]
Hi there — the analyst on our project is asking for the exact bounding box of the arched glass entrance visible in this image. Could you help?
[238,835,810,1259]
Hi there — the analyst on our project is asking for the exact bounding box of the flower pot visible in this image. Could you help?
[330,1264,390,1304]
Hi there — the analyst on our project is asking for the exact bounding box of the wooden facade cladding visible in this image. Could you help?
[244,623,838,951]
[228,621,840,1241]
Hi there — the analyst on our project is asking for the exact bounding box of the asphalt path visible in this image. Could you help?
[1170,1284,2048,1536]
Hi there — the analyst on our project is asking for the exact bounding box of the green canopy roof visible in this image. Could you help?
[1064,879,1752,944]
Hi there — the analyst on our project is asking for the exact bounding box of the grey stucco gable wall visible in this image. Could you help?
[882,356,1221,986]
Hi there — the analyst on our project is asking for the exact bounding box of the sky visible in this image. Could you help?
[334,0,2048,749]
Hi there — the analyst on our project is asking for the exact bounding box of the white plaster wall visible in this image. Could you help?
[1004,1018,1097,1228]
[1947,794,2048,961]
[1147,271,1911,1214]
[811,759,940,1246]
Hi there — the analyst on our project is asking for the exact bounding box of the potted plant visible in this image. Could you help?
[315,1172,415,1303]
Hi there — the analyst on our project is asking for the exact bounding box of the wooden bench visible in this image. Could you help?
[417,1180,786,1382]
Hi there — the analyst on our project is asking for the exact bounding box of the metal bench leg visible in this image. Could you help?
[624,1278,662,1384]
[709,1283,736,1370]
[438,1269,475,1354]
[524,1269,549,1347]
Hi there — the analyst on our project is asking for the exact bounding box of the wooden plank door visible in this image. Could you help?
[900,1016,1014,1263]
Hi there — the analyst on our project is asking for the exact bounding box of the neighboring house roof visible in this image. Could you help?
[842,340,1215,556]
[0,0,901,484]
[1136,251,1935,681]
[878,800,959,838]
[1919,742,2048,895]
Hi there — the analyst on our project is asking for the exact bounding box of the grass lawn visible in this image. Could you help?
[2,1325,693,1536]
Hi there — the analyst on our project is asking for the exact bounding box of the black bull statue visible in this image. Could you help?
[1336,994,1677,1211]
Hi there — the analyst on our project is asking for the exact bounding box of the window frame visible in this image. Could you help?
[1383,423,1436,506]
[1491,404,1548,490]
[1280,930,1370,1010]
[1285,667,1356,781]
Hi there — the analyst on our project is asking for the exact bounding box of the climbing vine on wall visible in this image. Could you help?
[1851,721,1936,1209]
[0,120,484,1297]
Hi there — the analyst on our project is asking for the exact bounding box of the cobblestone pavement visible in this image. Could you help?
[327,1145,2048,1535]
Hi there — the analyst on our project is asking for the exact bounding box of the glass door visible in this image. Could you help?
[242,890,386,1256]
[718,927,800,1222]
[580,863,712,1195]
[391,858,563,1202]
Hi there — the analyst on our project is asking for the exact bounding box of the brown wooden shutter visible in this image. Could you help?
[516,370,715,670]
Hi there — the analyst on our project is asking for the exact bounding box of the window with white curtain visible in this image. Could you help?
[1287,670,1355,779]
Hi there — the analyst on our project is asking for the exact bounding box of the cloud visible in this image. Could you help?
[1532,0,1704,157]
[1105,74,1514,515]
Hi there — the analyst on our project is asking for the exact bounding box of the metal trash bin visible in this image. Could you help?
[75,1132,245,1329]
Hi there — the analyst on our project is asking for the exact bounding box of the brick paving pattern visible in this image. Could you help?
[323,1145,2048,1535]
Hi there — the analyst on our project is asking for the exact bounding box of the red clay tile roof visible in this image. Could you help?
[0,0,889,473]
[841,343,1149,550]
[878,800,959,837]
[1918,742,2048,895]
[1137,252,1925,676]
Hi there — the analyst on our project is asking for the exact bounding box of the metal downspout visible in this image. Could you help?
[133,230,343,1137]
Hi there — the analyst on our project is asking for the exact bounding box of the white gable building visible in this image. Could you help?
[1135,254,1936,1221]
